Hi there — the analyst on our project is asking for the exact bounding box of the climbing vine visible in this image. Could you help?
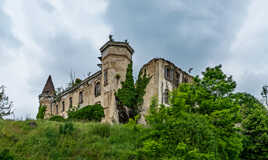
[115,62,151,122]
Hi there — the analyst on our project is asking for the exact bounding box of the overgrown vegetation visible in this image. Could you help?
[67,104,104,122]
[0,120,144,160]
[49,115,65,122]
[36,105,46,119]
[142,65,268,160]
[1,65,267,160]
[0,149,14,160]
[73,78,82,86]
[115,62,151,122]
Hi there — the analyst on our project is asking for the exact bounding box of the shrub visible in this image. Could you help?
[59,122,74,135]
[91,124,111,138]
[0,149,14,160]
[49,115,65,122]
[68,104,104,122]
[36,105,46,119]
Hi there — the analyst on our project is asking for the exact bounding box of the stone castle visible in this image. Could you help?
[39,36,193,123]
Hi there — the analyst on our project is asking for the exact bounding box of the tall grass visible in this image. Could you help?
[0,120,143,160]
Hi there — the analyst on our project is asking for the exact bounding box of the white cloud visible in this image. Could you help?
[0,0,110,119]
[223,0,268,97]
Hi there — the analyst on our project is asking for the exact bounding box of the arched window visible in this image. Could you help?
[69,97,72,108]
[95,82,101,97]
[56,104,58,114]
[164,89,169,104]
[104,70,108,86]
[165,66,170,80]
[175,72,180,87]
[62,101,65,112]
[79,91,83,104]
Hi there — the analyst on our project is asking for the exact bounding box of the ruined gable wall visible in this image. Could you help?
[139,59,159,124]
[139,58,193,123]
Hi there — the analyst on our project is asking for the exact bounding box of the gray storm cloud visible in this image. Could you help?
[1,0,268,118]
[104,0,250,74]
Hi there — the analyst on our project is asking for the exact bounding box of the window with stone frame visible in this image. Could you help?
[50,104,53,114]
[62,101,65,112]
[95,82,101,97]
[69,97,72,108]
[164,89,169,104]
[56,104,58,114]
[170,69,174,81]
[175,72,180,87]
[164,66,170,80]
[104,70,108,86]
[164,66,174,81]
[79,91,83,104]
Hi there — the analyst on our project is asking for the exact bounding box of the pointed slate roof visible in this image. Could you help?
[42,75,55,95]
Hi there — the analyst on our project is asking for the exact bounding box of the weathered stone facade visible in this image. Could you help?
[39,38,192,123]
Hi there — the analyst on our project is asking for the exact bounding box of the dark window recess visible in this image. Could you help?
[50,104,53,114]
[104,70,108,86]
[165,66,174,81]
[165,66,170,80]
[56,104,58,114]
[164,89,169,104]
[95,82,101,97]
[69,97,72,108]
[183,75,188,83]
[175,72,180,87]
[62,101,65,112]
[79,91,83,104]
[170,69,174,81]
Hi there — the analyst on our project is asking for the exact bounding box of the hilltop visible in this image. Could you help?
[0,120,142,160]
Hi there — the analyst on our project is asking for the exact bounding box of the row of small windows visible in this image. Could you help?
[164,66,188,85]
[54,82,101,114]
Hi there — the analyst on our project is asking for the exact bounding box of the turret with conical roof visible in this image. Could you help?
[39,75,56,118]
[41,75,55,96]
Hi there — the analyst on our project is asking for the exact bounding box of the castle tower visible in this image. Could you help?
[39,75,55,118]
[99,35,134,123]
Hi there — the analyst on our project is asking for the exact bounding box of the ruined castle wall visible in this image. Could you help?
[49,73,102,119]
[139,59,193,123]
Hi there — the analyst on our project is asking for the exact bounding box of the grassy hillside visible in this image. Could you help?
[0,120,143,160]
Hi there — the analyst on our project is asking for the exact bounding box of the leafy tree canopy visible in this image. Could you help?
[143,65,268,160]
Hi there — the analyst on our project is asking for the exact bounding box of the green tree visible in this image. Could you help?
[36,105,47,119]
[115,62,136,109]
[232,93,268,160]
[144,65,244,159]
[0,85,13,119]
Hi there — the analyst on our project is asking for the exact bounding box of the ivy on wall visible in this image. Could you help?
[115,62,151,122]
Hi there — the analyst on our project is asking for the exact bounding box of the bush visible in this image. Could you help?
[68,104,104,122]
[49,115,65,122]
[59,122,74,135]
[0,149,14,160]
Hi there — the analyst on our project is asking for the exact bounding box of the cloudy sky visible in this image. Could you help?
[1,0,268,119]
